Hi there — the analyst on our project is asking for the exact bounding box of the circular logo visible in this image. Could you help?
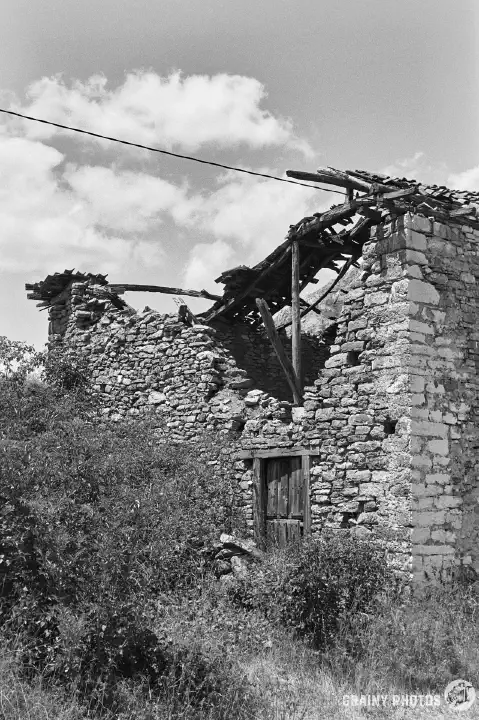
[444,679,476,711]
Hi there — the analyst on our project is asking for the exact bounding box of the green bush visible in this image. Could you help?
[0,338,247,714]
[280,532,397,649]
[230,532,397,651]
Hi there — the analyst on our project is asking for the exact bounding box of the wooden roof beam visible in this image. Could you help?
[107,283,221,301]
[286,167,399,195]
[204,241,293,322]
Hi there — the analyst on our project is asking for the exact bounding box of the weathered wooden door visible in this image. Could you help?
[265,457,304,547]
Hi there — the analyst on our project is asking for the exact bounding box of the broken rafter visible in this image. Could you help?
[382,187,419,200]
[286,167,399,196]
[256,298,302,405]
[204,240,292,322]
[107,283,221,301]
[287,168,370,194]
[276,245,363,332]
[289,194,378,241]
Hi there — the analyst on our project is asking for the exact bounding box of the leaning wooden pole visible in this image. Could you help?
[291,238,302,402]
[256,299,302,406]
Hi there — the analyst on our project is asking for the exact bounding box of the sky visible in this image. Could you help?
[1,0,478,348]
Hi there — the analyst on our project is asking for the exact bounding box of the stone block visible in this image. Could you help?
[385,373,408,394]
[229,377,254,389]
[148,391,166,405]
[415,545,455,555]
[434,495,462,509]
[341,341,365,352]
[411,483,441,498]
[358,482,384,497]
[408,215,432,234]
[324,352,351,368]
[417,497,434,509]
[408,279,440,305]
[371,356,403,370]
[410,420,448,438]
[364,291,389,306]
[405,249,428,266]
[348,414,373,426]
[411,527,430,543]
[414,511,445,526]
[315,407,335,421]
[346,469,371,481]
[410,375,425,392]
[425,473,450,485]
[348,318,367,331]
[427,438,448,456]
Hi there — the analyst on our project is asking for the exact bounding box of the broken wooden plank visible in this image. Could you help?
[256,298,302,405]
[252,458,266,550]
[107,283,221,301]
[302,454,311,536]
[286,169,370,194]
[204,241,292,322]
[382,186,418,200]
[172,296,198,326]
[291,239,302,399]
[349,216,372,239]
[291,194,379,241]
[276,252,358,331]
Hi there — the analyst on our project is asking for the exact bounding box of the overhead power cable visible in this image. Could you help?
[0,107,346,195]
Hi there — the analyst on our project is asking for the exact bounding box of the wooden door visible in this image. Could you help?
[265,457,303,547]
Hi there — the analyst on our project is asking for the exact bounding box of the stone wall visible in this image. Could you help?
[212,320,332,401]
[44,211,479,584]
[383,215,479,583]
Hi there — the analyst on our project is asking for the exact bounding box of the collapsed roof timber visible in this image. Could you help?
[27,165,479,321]
[26,165,479,403]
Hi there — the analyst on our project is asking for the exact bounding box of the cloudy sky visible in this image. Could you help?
[1,0,478,347]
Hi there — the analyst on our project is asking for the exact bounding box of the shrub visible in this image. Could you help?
[0,341,246,713]
[230,531,397,651]
[280,532,397,649]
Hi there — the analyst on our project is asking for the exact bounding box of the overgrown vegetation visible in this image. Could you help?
[1,336,478,719]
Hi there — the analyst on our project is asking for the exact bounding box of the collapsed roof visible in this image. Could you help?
[26,167,479,325]
[201,167,479,325]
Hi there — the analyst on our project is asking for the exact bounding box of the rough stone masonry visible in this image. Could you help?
[29,211,479,586]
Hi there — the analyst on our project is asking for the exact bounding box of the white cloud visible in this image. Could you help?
[0,69,321,302]
[380,152,449,186]
[0,130,319,287]
[183,240,237,292]
[11,70,313,156]
[181,171,328,291]
[447,166,479,191]
[0,133,168,276]
[381,153,479,193]
[64,164,188,232]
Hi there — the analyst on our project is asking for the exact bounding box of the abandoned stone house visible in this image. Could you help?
[26,167,479,585]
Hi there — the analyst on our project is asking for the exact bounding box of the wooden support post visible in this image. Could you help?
[252,458,266,550]
[302,454,311,537]
[256,298,302,405]
[291,238,302,403]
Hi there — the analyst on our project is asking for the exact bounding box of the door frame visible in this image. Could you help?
[238,448,312,549]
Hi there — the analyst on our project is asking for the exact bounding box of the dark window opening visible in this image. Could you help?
[340,500,365,528]
[340,511,356,528]
[384,418,398,435]
[346,350,361,367]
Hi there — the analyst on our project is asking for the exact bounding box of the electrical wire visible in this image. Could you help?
[0,107,346,195]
